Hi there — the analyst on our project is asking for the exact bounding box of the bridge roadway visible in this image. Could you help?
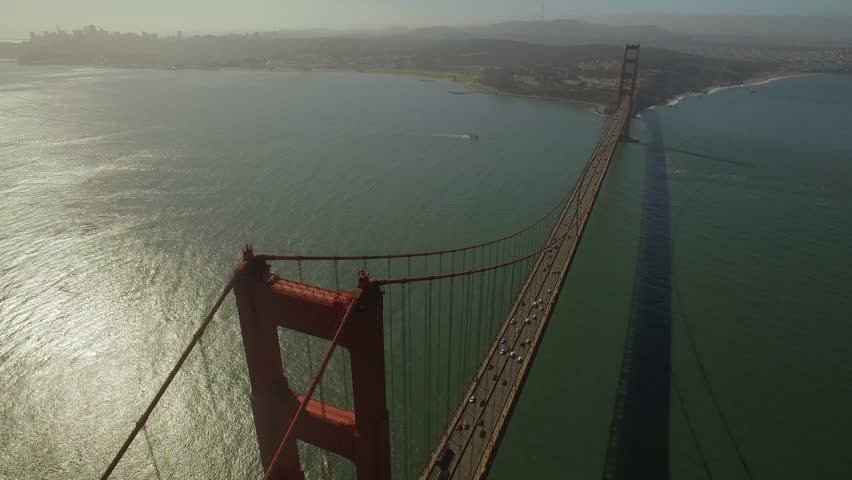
[418,101,632,479]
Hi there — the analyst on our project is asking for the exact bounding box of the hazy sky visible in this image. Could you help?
[4,0,852,36]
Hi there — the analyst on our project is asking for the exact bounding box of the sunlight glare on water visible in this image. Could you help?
[1,64,850,479]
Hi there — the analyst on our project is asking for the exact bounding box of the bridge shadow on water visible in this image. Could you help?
[637,142,749,168]
[603,109,672,480]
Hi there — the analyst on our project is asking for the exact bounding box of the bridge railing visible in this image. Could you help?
[100,45,639,480]
[253,209,562,478]
[250,102,631,480]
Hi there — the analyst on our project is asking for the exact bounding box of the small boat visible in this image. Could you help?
[468,134,479,140]
[749,89,757,93]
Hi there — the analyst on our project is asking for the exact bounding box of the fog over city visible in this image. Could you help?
[3,0,852,45]
[3,1,852,480]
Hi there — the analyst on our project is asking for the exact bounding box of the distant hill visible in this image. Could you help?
[14,21,847,110]
[406,17,852,49]
[0,41,21,59]
[409,20,684,47]
[583,14,852,47]
[18,28,775,109]
[369,39,769,109]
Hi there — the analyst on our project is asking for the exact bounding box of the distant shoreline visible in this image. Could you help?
[14,60,611,114]
[707,72,825,94]
[654,72,826,109]
[355,67,607,113]
[12,59,827,115]
[461,82,606,113]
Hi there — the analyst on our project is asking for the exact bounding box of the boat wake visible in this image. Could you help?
[433,133,478,139]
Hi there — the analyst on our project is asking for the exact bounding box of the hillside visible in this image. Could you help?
[18,27,775,109]
[0,42,22,59]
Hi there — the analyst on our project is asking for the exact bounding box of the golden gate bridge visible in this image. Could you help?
[100,44,641,480]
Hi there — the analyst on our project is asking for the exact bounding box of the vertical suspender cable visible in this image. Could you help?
[499,241,509,329]
[405,255,413,475]
[475,258,486,380]
[334,260,350,409]
[486,247,499,354]
[470,250,478,378]
[262,299,358,480]
[401,271,409,476]
[459,250,470,390]
[424,256,432,450]
[435,254,443,420]
[491,248,500,338]
[296,260,331,479]
[464,250,476,386]
[476,249,488,361]
[509,260,517,327]
[445,252,455,416]
[385,258,395,477]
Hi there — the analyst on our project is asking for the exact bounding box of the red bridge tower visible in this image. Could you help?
[618,43,641,137]
[233,248,392,479]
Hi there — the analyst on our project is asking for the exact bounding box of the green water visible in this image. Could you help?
[492,75,852,479]
[1,64,850,479]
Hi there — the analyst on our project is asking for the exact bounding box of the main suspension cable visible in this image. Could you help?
[373,228,572,287]
[262,296,359,480]
[100,268,242,480]
[254,185,573,263]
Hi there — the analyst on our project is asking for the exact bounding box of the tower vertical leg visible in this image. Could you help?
[348,280,392,480]
[234,259,306,480]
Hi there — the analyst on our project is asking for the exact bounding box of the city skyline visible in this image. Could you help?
[3,0,852,37]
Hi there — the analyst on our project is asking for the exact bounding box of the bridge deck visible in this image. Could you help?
[417,100,633,479]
